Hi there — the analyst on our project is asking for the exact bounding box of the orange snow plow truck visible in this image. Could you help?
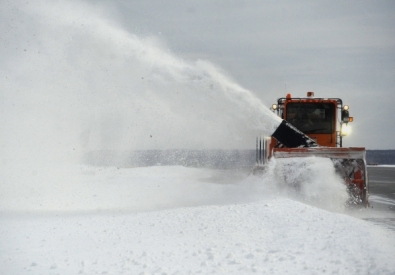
[256,92,368,206]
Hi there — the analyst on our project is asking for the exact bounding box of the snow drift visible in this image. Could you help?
[1,165,395,275]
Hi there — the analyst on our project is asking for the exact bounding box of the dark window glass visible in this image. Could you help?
[286,103,335,134]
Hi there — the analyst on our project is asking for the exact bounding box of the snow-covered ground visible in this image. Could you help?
[1,160,395,275]
[1,1,395,274]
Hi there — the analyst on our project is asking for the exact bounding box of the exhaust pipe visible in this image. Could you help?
[256,136,266,165]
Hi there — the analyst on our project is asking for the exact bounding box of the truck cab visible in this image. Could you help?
[271,92,352,148]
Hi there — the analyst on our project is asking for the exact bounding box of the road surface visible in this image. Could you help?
[368,166,395,212]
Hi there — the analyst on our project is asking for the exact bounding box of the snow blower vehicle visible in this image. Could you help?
[255,92,368,206]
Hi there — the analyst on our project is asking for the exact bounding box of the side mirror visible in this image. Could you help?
[341,110,349,123]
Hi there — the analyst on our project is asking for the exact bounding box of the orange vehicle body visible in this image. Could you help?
[282,98,338,147]
[267,92,353,157]
[256,92,369,206]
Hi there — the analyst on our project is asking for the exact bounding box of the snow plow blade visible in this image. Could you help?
[273,147,365,159]
[271,120,369,207]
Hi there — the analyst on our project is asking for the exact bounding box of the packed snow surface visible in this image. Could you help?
[1,163,395,275]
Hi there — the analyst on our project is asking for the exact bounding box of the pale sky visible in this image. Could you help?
[2,0,395,151]
[110,0,395,149]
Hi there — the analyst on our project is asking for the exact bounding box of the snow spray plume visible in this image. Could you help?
[262,157,349,213]
[0,0,280,211]
[1,0,280,171]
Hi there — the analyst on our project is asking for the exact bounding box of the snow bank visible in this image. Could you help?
[0,165,260,213]
[1,165,395,275]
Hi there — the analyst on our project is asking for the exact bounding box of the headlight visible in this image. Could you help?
[343,105,349,111]
[341,123,351,136]
[271,104,278,110]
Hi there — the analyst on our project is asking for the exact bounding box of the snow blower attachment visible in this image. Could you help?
[256,92,369,206]
[272,120,318,148]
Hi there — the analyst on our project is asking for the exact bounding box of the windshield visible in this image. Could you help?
[286,103,335,134]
